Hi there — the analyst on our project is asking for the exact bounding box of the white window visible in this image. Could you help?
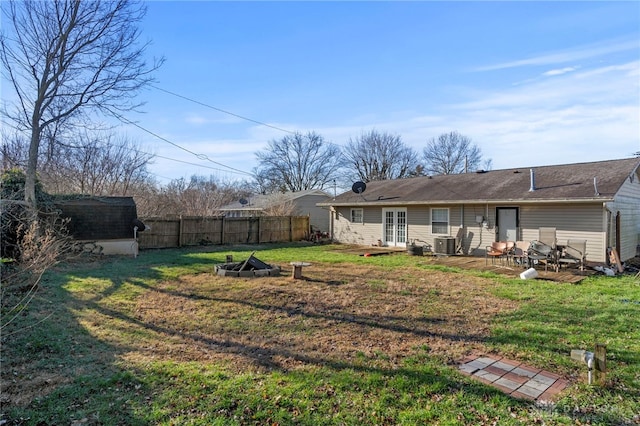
[350,208,363,224]
[431,208,449,234]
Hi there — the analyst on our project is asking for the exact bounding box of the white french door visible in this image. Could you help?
[382,208,407,247]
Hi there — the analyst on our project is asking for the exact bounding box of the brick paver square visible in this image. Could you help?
[494,377,523,391]
[503,372,530,385]
[526,378,553,392]
[485,365,509,377]
[462,359,492,372]
[493,360,518,372]
[493,382,518,394]
[458,364,476,375]
[517,384,545,399]
[498,358,521,368]
[511,366,539,378]
[475,370,502,383]
[532,373,557,386]
[476,357,498,366]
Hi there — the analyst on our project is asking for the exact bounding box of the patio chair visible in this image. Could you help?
[527,240,555,271]
[538,227,557,249]
[538,227,558,270]
[511,241,530,268]
[557,239,587,271]
[486,241,508,265]
[504,241,516,265]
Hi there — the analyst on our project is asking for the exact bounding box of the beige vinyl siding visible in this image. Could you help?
[607,173,640,261]
[332,206,382,246]
[295,195,330,232]
[462,205,497,256]
[519,203,607,262]
[405,206,464,250]
[332,201,617,262]
[406,206,430,246]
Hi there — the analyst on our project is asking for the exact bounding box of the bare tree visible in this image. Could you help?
[138,175,249,217]
[0,0,163,208]
[422,131,487,175]
[0,132,26,172]
[261,193,298,216]
[1,129,154,196]
[44,132,153,196]
[342,129,420,182]
[254,131,342,192]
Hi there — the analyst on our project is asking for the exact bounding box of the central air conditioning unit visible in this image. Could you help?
[434,236,456,255]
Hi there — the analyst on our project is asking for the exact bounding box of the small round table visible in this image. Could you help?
[290,262,311,279]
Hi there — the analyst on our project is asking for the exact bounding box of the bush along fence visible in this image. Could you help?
[137,216,310,249]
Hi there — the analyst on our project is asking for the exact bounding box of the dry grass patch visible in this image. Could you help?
[107,263,519,373]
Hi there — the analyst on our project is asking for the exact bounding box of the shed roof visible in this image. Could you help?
[320,158,640,206]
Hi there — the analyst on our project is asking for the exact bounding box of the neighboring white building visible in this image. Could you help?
[220,189,332,233]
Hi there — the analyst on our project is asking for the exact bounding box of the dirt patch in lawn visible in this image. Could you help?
[118,263,518,372]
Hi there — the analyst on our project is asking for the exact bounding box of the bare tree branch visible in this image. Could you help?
[422,131,488,175]
[0,0,164,207]
[255,131,342,192]
[342,129,420,182]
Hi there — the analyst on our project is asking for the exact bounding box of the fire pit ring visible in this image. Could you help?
[215,252,280,278]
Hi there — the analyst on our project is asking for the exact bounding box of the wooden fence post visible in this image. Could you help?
[256,216,260,244]
[221,216,225,245]
[179,216,184,247]
[595,343,607,384]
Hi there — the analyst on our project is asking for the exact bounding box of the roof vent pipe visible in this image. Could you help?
[529,169,536,192]
[594,177,600,196]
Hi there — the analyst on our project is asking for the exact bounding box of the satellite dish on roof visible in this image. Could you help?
[351,181,367,194]
[239,198,248,205]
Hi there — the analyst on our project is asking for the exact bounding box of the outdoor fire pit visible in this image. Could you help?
[215,252,280,278]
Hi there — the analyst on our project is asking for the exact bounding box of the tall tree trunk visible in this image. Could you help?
[25,121,41,209]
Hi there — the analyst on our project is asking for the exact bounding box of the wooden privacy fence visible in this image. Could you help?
[137,216,310,249]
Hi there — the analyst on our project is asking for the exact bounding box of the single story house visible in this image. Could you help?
[318,158,640,263]
[219,189,332,233]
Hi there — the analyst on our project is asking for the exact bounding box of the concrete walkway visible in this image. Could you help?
[459,355,569,401]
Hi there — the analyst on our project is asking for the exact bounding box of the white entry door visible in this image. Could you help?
[497,208,518,241]
[382,208,407,247]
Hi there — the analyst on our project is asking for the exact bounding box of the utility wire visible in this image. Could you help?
[151,85,296,135]
[113,112,254,177]
[142,150,254,178]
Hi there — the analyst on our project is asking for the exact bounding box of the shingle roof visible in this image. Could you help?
[220,189,331,211]
[321,158,640,206]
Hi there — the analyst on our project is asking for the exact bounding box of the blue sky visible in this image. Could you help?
[122,1,640,185]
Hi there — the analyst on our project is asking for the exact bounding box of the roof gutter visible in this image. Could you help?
[317,197,615,207]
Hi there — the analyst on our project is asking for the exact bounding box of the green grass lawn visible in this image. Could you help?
[2,243,639,425]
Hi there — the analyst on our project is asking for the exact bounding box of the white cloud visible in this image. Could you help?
[308,59,639,171]
[542,66,579,76]
[146,56,639,181]
[474,37,638,71]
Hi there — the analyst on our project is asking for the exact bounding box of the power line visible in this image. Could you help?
[113,112,254,177]
[149,85,349,152]
[151,85,297,135]
[143,151,254,178]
